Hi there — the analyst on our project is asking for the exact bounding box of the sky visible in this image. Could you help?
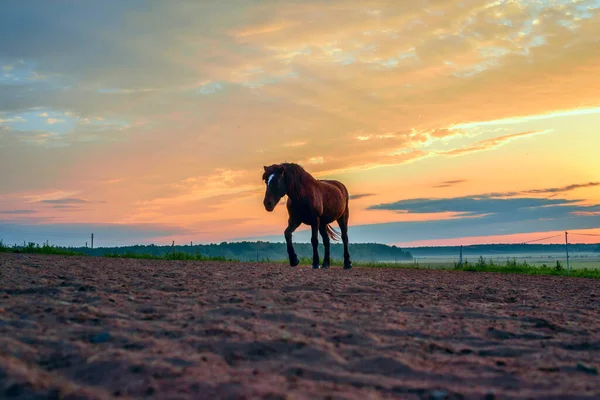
[1,0,600,248]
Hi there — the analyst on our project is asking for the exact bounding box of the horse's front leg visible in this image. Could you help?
[311,218,320,269]
[284,218,301,267]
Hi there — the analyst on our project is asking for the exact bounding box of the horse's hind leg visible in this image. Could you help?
[318,222,331,269]
[337,209,352,269]
[285,218,301,267]
[310,219,321,269]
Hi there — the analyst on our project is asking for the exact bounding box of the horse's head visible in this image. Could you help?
[262,164,286,212]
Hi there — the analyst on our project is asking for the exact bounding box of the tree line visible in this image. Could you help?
[71,241,414,262]
[406,243,600,256]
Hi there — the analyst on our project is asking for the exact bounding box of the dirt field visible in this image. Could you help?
[0,253,599,400]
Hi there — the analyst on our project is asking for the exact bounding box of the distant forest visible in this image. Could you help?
[71,241,414,262]
[405,243,600,257]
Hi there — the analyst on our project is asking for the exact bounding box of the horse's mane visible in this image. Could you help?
[282,163,317,201]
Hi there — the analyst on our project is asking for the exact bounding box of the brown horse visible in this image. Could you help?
[262,162,352,269]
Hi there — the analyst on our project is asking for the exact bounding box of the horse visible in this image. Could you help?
[262,162,352,270]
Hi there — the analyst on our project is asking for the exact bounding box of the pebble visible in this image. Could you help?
[90,332,111,343]
[429,390,448,400]
[577,363,598,375]
[281,331,292,340]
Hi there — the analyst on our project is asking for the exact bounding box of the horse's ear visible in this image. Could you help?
[263,165,268,172]
[277,165,285,174]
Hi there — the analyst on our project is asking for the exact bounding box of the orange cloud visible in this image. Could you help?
[232,21,292,38]
[438,130,553,156]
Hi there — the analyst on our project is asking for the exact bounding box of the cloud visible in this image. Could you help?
[0,209,37,215]
[284,141,306,148]
[102,178,124,184]
[572,211,600,216]
[0,116,26,124]
[438,130,552,156]
[525,182,600,195]
[484,182,600,198]
[415,34,473,63]
[434,180,466,188]
[368,179,600,217]
[346,185,600,243]
[38,197,89,205]
[308,156,324,164]
[367,196,581,216]
[51,205,84,210]
[2,1,598,129]
[22,191,82,203]
[349,193,375,200]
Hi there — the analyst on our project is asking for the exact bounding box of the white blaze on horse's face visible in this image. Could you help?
[264,172,281,212]
[263,174,279,212]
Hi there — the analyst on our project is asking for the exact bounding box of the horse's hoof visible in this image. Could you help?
[312,264,320,269]
[321,263,330,269]
[290,256,300,267]
[343,262,353,270]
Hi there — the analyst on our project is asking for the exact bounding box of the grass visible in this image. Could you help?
[295,256,415,269]
[1,240,599,278]
[0,240,83,256]
[273,255,600,278]
[450,255,600,279]
[104,251,233,262]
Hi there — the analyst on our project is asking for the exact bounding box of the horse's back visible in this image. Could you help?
[319,179,348,199]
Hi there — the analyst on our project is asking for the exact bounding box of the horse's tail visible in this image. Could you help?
[326,224,341,242]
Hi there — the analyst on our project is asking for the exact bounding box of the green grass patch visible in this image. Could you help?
[103,251,233,262]
[294,256,416,269]
[293,255,600,278]
[450,256,600,278]
[0,240,83,256]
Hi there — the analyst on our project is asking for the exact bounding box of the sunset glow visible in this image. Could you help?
[1,1,600,247]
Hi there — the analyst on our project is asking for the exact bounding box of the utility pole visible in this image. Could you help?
[85,241,88,248]
[565,231,570,275]
[91,233,94,249]
[459,245,463,267]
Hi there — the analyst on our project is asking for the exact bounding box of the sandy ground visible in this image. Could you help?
[0,253,599,400]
